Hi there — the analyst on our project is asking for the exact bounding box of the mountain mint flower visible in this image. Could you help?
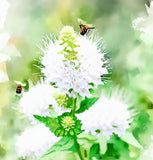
[61,116,75,131]
[77,90,134,139]
[19,83,58,121]
[41,26,107,98]
[16,124,60,158]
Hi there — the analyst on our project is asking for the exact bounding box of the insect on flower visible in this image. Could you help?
[79,21,95,35]
[14,81,26,94]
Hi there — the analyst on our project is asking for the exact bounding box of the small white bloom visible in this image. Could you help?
[41,33,107,98]
[0,0,10,29]
[19,83,58,121]
[16,124,60,158]
[133,1,153,38]
[77,90,134,139]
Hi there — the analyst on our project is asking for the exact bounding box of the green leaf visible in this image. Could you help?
[34,115,61,136]
[109,135,131,160]
[34,112,83,137]
[120,131,142,149]
[77,133,97,159]
[89,143,102,160]
[78,133,97,142]
[40,137,76,160]
[102,143,120,160]
[76,97,99,113]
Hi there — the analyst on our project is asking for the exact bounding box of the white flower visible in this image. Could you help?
[133,1,153,38]
[16,124,60,158]
[19,83,58,121]
[77,90,134,139]
[41,33,107,98]
[0,0,10,29]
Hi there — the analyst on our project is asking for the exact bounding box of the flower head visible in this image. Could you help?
[61,116,75,131]
[57,112,82,136]
[41,27,107,98]
[16,124,60,158]
[19,83,58,121]
[59,26,77,42]
[77,89,134,139]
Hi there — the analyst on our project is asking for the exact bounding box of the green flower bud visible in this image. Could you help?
[61,116,75,131]
[59,26,77,42]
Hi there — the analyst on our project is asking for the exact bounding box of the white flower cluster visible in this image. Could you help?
[16,83,68,158]
[41,26,107,98]
[19,83,56,120]
[133,1,153,38]
[16,124,60,159]
[19,83,69,121]
[77,90,133,139]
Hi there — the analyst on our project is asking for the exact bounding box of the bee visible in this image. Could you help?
[16,84,22,94]
[79,21,95,35]
[15,81,26,94]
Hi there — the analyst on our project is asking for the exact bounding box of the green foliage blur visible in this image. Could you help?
[1,0,153,159]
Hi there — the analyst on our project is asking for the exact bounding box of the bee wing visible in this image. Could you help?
[14,80,21,84]
[77,18,94,28]
[14,80,26,86]
[77,18,88,25]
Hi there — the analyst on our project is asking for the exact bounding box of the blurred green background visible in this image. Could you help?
[0,0,153,159]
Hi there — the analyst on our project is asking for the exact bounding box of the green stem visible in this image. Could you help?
[72,98,76,116]
[73,134,84,160]
[71,98,83,159]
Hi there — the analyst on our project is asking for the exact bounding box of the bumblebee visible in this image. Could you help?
[15,81,26,94]
[16,84,22,94]
[79,22,95,35]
